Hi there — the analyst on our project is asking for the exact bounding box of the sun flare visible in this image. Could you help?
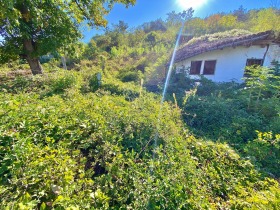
[176,0,209,9]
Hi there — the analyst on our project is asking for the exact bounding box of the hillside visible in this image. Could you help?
[0,7,280,209]
[0,69,279,209]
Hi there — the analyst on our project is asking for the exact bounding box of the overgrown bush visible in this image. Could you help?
[1,71,279,208]
[49,73,77,93]
[119,71,140,82]
[80,73,102,93]
[244,131,280,177]
[165,70,196,105]
[183,95,265,142]
[101,78,141,100]
[117,66,143,83]
[195,77,243,98]
[178,74,279,177]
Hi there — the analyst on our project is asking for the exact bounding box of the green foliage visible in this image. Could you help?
[183,94,264,142]
[142,18,167,33]
[271,60,280,76]
[101,77,141,100]
[1,6,280,209]
[249,8,280,32]
[3,76,31,92]
[145,31,160,46]
[243,65,280,112]
[118,67,143,83]
[165,70,196,105]
[49,73,77,94]
[1,141,94,209]
[166,11,186,27]
[175,74,280,177]
[0,71,279,208]
[194,77,241,97]
[80,73,101,93]
[119,71,140,82]
[244,132,280,177]
[83,40,98,60]
[183,8,280,36]
[0,0,135,73]
[89,73,101,92]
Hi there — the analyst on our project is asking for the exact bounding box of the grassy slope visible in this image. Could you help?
[0,67,279,209]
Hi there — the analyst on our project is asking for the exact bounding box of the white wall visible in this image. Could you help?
[175,44,280,83]
[265,44,280,66]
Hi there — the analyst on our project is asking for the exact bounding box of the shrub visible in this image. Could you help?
[80,73,101,93]
[0,69,280,209]
[49,73,77,93]
[120,71,139,82]
[0,139,96,209]
[118,67,143,83]
[165,70,196,105]
[196,77,242,98]
[244,132,280,177]
[101,78,140,100]
[182,95,265,142]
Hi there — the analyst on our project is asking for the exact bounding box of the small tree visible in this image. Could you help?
[244,65,280,109]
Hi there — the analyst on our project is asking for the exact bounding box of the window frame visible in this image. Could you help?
[190,60,202,75]
[202,60,217,75]
[246,58,263,67]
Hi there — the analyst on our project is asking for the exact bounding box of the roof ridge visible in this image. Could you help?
[172,30,274,63]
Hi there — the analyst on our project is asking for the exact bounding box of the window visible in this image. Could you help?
[203,60,216,75]
[190,61,202,75]
[246,59,263,66]
[244,59,264,77]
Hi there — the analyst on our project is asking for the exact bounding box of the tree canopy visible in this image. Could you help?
[0,0,135,75]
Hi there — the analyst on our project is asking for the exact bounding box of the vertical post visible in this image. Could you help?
[61,56,67,70]
[96,72,102,86]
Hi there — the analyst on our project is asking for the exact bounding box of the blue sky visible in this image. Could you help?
[82,0,273,42]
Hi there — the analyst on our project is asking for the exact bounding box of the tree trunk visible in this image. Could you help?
[23,39,43,75]
[26,56,43,75]
[18,2,43,75]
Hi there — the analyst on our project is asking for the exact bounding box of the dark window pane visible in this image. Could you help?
[190,61,202,75]
[246,59,263,66]
[203,60,216,75]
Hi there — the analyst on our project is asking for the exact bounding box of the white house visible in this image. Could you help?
[173,30,280,82]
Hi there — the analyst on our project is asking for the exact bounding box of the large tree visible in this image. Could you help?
[0,0,135,75]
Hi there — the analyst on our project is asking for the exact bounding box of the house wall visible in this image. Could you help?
[175,44,280,82]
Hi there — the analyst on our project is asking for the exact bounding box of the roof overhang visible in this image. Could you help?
[169,31,279,65]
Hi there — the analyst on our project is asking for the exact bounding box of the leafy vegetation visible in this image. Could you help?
[0,0,135,74]
[0,5,280,210]
[175,64,280,177]
[184,29,253,46]
[0,69,280,209]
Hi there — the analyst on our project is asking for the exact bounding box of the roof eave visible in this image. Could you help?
[173,31,274,63]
